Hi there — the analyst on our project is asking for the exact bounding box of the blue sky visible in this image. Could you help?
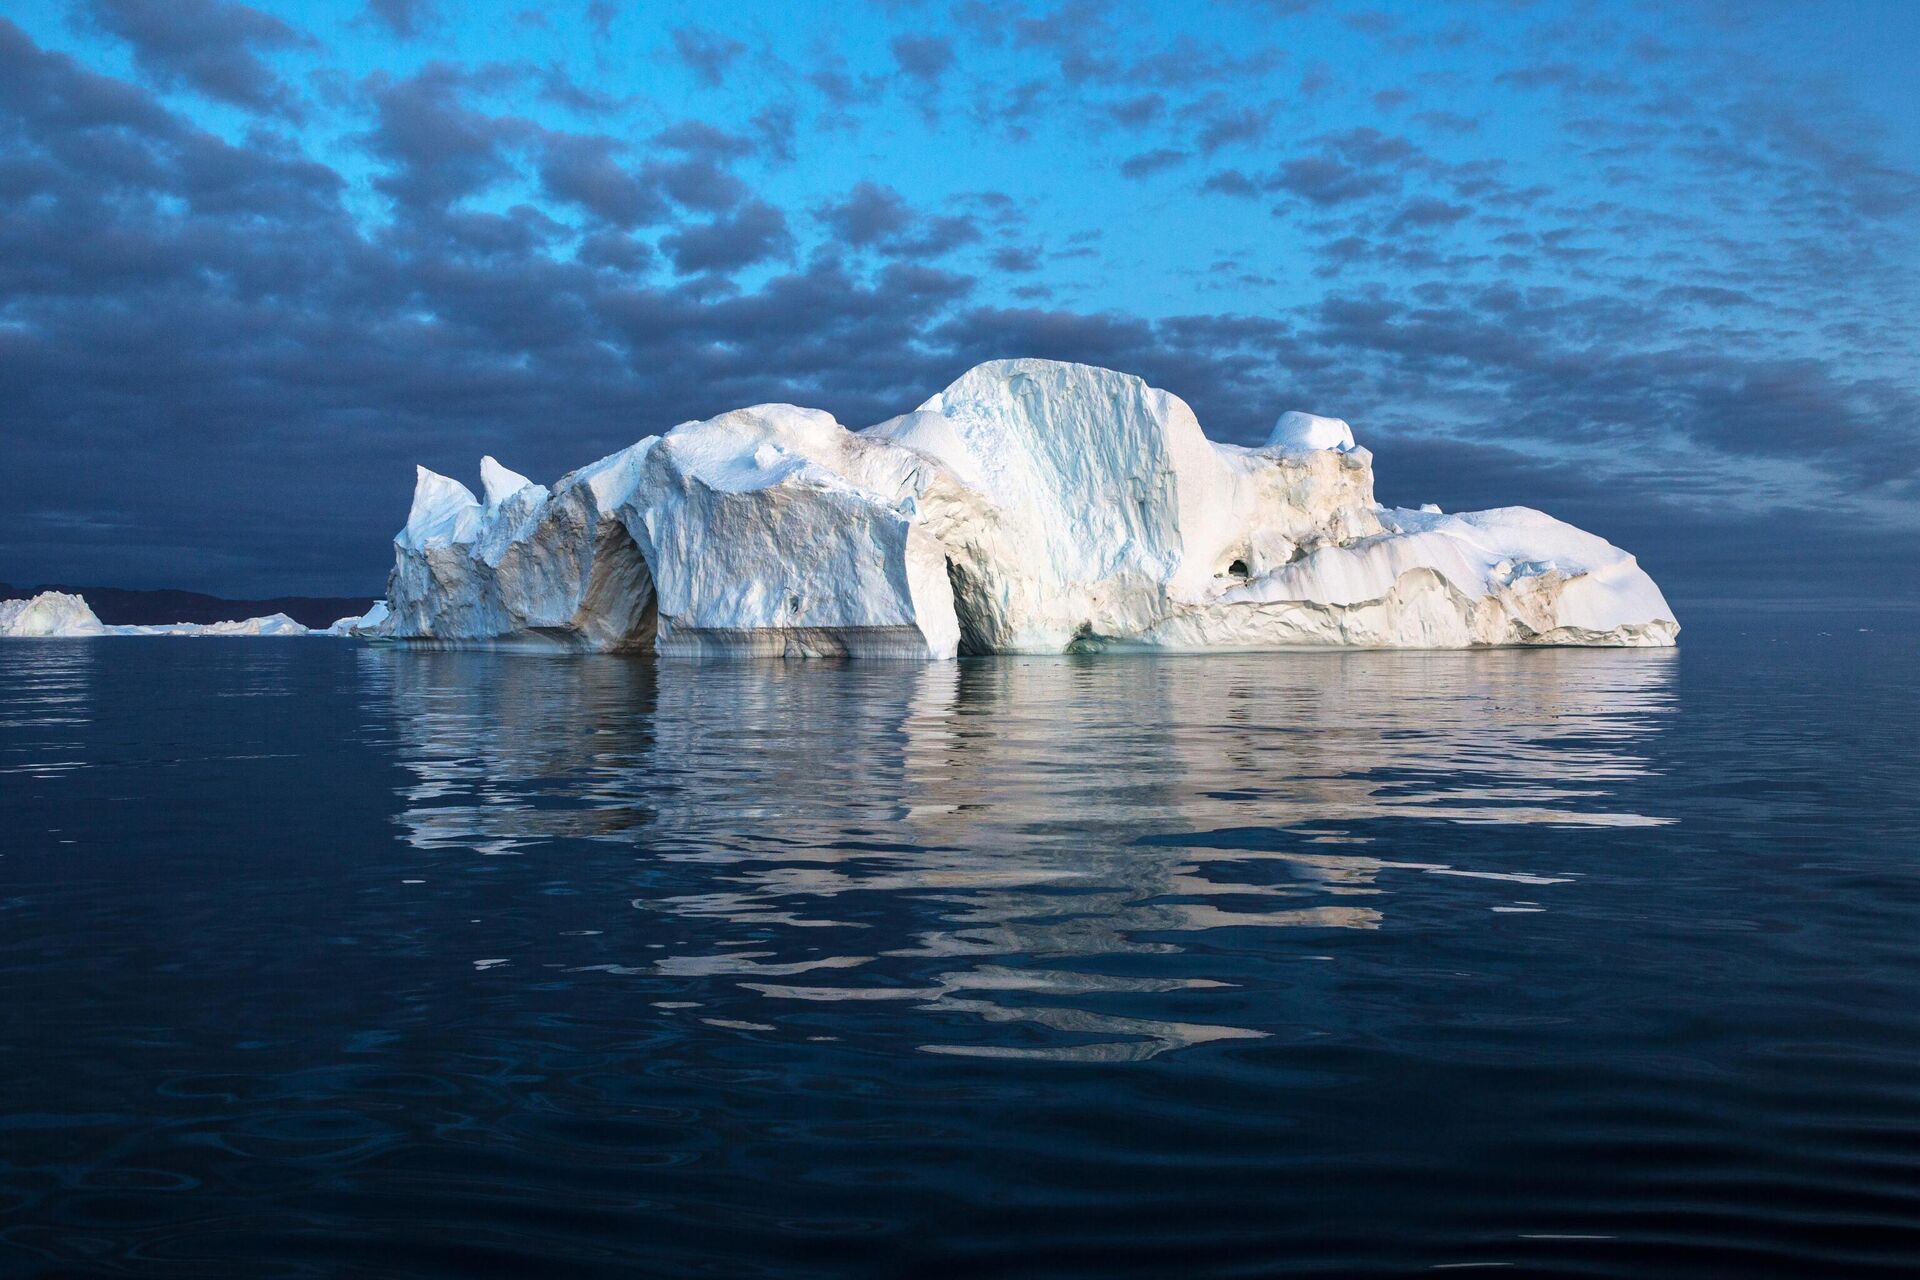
[2,0,1916,603]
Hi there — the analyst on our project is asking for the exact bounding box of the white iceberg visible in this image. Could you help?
[0,591,311,638]
[875,359,1386,652]
[626,405,961,657]
[382,447,657,649]
[324,600,390,636]
[0,591,105,637]
[112,613,309,637]
[365,359,1677,657]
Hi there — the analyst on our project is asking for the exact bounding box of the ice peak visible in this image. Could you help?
[399,466,482,551]
[480,456,534,507]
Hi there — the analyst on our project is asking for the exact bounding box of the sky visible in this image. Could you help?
[2,0,1916,606]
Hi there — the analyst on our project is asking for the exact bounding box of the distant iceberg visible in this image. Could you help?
[120,613,309,637]
[359,358,1675,658]
[0,591,311,638]
[0,591,105,637]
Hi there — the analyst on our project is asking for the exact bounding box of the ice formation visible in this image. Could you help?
[1267,410,1356,453]
[0,591,105,637]
[369,359,1677,657]
[0,591,311,638]
[385,447,656,648]
[120,613,309,637]
[325,600,390,636]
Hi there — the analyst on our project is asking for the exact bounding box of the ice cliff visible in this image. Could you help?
[371,359,1677,658]
[0,591,310,638]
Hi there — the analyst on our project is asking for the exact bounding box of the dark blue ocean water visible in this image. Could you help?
[2,611,1917,1277]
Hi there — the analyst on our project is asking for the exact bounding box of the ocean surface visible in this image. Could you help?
[2,610,1917,1277]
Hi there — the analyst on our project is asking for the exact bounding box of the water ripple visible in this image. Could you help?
[364,649,1676,1061]
[3,623,1918,1277]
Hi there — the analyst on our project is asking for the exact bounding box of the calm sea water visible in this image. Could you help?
[2,611,1917,1277]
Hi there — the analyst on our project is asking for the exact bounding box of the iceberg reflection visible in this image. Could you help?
[365,647,1674,1059]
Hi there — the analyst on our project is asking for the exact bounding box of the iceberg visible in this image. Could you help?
[383,448,656,649]
[324,600,390,636]
[627,405,960,657]
[365,359,1677,657]
[0,591,312,638]
[115,613,309,637]
[0,590,105,637]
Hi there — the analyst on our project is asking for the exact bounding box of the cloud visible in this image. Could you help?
[576,228,651,273]
[669,25,746,87]
[1194,105,1269,154]
[1200,169,1261,199]
[1386,197,1470,231]
[0,5,1914,610]
[361,64,533,212]
[363,0,437,40]
[748,104,796,163]
[661,200,794,274]
[1103,93,1163,127]
[653,119,757,161]
[536,132,666,228]
[1200,128,1431,207]
[890,34,954,83]
[649,154,748,212]
[1495,62,1630,98]
[1658,284,1754,309]
[806,55,883,110]
[1272,155,1398,205]
[1010,0,1116,83]
[1119,148,1187,179]
[814,182,986,260]
[1300,286,1920,483]
[816,181,913,247]
[533,63,633,114]
[989,245,1041,272]
[1343,10,1398,36]
[1413,109,1479,135]
[1129,37,1283,89]
[82,0,314,117]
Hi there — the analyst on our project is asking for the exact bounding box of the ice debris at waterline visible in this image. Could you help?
[371,359,1677,659]
[0,591,310,638]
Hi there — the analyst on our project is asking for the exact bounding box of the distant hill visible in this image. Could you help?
[0,584,378,630]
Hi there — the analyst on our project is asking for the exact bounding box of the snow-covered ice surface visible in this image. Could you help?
[1267,410,1356,453]
[0,592,311,638]
[369,359,1677,657]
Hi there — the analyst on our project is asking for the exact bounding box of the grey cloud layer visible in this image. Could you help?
[0,4,1914,606]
